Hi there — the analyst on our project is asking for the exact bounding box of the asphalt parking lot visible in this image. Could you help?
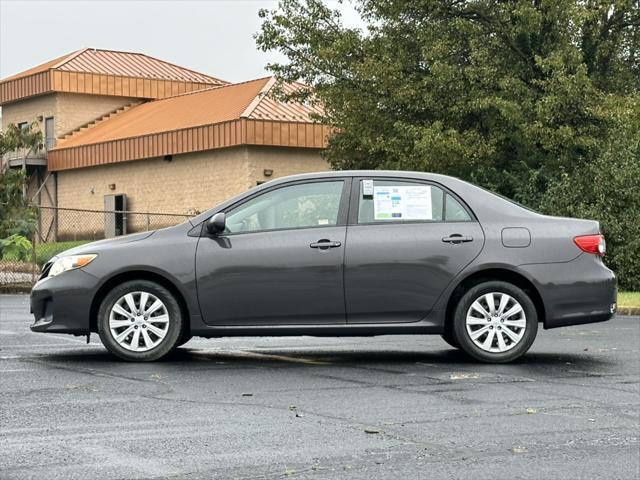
[1,294,639,480]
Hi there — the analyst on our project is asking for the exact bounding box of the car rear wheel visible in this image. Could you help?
[453,281,538,363]
[97,280,182,361]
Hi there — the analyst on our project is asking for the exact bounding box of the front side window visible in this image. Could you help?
[225,181,344,234]
[358,179,471,223]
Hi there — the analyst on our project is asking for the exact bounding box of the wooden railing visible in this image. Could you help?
[1,148,48,171]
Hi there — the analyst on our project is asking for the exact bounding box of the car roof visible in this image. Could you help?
[265,170,454,183]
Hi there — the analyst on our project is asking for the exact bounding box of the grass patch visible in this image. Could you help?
[618,291,640,308]
[35,240,89,265]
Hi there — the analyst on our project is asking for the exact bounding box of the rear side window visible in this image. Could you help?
[358,180,471,223]
[445,194,472,221]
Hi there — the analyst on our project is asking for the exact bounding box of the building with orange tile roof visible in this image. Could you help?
[1,49,330,237]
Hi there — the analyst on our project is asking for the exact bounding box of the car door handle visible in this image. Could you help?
[310,239,342,249]
[442,234,473,244]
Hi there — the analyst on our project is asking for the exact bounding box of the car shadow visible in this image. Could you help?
[34,345,616,373]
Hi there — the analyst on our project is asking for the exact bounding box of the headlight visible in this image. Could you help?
[48,254,97,278]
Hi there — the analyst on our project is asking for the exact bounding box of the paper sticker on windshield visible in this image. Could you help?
[373,185,432,220]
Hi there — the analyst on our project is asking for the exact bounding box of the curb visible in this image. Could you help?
[617,306,640,316]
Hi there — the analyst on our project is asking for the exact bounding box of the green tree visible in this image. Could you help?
[539,97,640,290]
[0,169,37,239]
[1,124,39,240]
[2,122,43,197]
[257,0,640,288]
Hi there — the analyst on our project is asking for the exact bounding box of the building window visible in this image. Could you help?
[45,117,55,150]
[17,122,28,130]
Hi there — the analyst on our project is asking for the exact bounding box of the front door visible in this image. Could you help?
[196,179,350,326]
[344,178,484,323]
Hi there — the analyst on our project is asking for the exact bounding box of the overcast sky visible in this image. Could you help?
[0,0,361,83]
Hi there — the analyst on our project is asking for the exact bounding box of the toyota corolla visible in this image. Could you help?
[30,171,616,362]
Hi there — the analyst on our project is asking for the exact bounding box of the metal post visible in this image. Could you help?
[53,173,58,242]
[32,233,37,284]
[22,155,27,198]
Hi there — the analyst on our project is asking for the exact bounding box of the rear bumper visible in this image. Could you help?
[30,269,99,334]
[520,254,616,329]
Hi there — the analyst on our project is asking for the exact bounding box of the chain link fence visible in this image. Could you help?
[0,206,193,292]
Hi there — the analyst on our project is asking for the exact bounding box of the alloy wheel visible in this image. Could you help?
[465,292,526,353]
[108,291,170,352]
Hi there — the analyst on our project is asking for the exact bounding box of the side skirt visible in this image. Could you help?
[189,310,446,338]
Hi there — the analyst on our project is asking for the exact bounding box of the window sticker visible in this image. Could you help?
[362,179,374,197]
[373,185,432,220]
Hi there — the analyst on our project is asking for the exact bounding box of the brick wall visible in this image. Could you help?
[247,146,330,186]
[55,93,139,138]
[1,94,57,133]
[56,147,251,215]
[56,145,330,214]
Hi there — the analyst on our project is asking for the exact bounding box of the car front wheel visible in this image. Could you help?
[97,280,182,361]
[453,281,538,363]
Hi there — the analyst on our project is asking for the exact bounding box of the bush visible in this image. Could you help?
[0,170,37,238]
[539,115,640,290]
[0,234,33,262]
[35,241,88,266]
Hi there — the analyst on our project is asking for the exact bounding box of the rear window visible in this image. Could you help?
[476,186,540,214]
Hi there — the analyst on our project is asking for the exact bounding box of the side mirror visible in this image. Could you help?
[206,212,226,235]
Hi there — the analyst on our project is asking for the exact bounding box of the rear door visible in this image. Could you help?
[344,177,484,323]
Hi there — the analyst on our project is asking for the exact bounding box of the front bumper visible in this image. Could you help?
[30,268,100,334]
[520,254,617,329]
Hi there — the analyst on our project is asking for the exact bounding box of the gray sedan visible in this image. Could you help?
[30,171,616,362]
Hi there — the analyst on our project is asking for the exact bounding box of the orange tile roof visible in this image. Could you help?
[47,75,331,171]
[55,77,325,149]
[2,48,226,85]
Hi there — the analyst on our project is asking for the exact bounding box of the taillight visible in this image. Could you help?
[574,234,606,256]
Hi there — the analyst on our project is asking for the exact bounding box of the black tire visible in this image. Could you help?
[453,281,538,363]
[97,280,183,361]
[441,331,460,349]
